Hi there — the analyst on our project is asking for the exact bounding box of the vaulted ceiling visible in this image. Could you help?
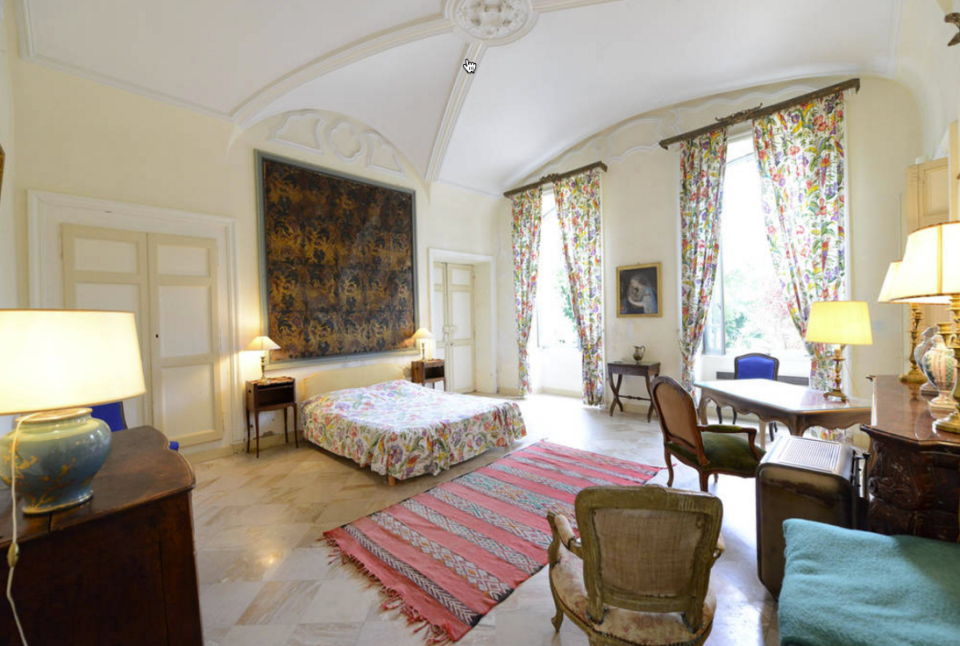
[17,0,904,194]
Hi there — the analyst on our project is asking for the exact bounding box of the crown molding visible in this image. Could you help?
[233,15,453,127]
[425,42,485,182]
[506,80,833,188]
[533,0,625,12]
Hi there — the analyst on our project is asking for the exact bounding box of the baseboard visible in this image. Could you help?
[497,387,522,397]
[182,431,302,464]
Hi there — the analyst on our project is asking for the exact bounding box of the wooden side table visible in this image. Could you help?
[245,377,298,458]
[608,361,661,422]
[412,359,445,389]
[0,427,202,645]
[863,375,960,542]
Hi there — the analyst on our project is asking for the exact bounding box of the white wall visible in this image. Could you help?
[0,5,17,433]
[497,77,926,409]
[2,37,502,449]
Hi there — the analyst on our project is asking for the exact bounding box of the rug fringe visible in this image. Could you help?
[325,537,456,645]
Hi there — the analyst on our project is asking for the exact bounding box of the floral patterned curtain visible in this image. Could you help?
[753,92,846,390]
[554,168,604,406]
[680,129,728,391]
[511,186,543,395]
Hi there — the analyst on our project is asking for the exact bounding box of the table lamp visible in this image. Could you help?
[892,221,960,433]
[246,335,280,381]
[805,301,873,402]
[412,328,433,360]
[878,261,949,384]
[0,310,146,514]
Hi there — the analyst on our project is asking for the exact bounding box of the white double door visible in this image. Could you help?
[432,262,475,393]
[61,224,223,447]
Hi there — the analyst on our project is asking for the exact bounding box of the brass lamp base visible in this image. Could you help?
[899,304,928,384]
[822,346,848,402]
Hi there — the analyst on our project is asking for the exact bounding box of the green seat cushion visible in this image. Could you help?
[666,430,763,476]
[779,519,960,646]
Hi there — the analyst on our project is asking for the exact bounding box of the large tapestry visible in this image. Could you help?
[258,153,417,363]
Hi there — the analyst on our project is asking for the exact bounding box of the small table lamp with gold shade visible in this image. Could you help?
[412,327,433,360]
[246,335,280,381]
[0,310,146,514]
[878,261,950,384]
[891,221,960,433]
[805,301,874,402]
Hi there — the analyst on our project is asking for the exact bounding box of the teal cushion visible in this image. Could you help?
[666,431,763,476]
[779,519,960,646]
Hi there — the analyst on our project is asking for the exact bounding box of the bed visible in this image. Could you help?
[300,363,526,484]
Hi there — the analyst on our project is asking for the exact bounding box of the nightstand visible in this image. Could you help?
[245,377,298,458]
[412,359,445,389]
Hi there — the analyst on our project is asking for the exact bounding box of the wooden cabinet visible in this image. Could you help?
[863,376,960,542]
[0,427,202,645]
[245,377,298,457]
[412,359,445,389]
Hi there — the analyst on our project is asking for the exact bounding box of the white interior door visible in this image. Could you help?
[62,224,152,427]
[148,233,223,447]
[432,262,475,393]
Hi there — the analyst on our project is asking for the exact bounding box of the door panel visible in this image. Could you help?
[149,234,222,448]
[62,224,152,427]
[431,262,475,393]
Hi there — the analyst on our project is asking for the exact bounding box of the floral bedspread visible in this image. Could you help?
[301,380,527,480]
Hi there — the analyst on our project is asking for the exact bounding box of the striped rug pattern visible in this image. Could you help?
[324,441,660,643]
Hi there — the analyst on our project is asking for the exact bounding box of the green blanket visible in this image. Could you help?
[779,519,960,646]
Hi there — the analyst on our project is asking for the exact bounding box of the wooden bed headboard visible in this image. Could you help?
[302,362,406,400]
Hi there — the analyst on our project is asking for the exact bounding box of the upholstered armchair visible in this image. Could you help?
[651,376,764,492]
[547,485,724,646]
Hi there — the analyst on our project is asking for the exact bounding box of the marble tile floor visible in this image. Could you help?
[193,394,779,646]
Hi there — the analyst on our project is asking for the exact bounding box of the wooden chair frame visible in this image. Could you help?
[651,376,762,492]
[547,485,724,646]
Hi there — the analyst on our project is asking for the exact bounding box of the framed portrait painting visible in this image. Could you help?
[617,262,661,317]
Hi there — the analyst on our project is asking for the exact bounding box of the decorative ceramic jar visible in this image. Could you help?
[633,345,645,363]
[0,407,112,514]
[915,326,939,395]
[921,335,958,415]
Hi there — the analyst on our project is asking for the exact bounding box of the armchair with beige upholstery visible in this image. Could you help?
[547,485,724,646]
[651,375,764,492]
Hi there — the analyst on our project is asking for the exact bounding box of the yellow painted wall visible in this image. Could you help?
[497,77,925,405]
[0,5,16,308]
[4,41,502,448]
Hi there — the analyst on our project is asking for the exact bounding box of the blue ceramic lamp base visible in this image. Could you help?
[0,407,112,515]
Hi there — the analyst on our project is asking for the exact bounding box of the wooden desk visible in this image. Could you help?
[695,379,872,449]
[246,377,298,458]
[607,361,661,422]
[0,427,201,645]
[863,375,960,542]
[412,359,445,389]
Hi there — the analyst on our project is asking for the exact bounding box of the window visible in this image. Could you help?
[535,191,579,349]
[703,137,804,357]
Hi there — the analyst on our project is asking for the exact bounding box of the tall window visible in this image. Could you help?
[535,191,579,349]
[703,137,803,356]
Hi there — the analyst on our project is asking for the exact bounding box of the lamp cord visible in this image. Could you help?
[6,416,29,646]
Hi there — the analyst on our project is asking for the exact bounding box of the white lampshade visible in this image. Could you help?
[412,328,433,341]
[245,335,280,353]
[0,309,146,415]
[878,261,949,304]
[893,222,960,300]
[805,301,874,346]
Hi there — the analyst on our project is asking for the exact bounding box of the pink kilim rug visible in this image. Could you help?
[324,441,661,643]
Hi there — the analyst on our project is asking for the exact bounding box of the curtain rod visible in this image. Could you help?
[657,78,861,150]
[503,161,608,198]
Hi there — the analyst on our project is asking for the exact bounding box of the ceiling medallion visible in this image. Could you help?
[448,0,537,46]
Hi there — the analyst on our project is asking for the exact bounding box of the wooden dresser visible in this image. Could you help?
[863,376,960,542]
[0,427,202,645]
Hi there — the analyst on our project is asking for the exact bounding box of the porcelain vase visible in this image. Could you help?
[633,345,645,363]
[0,407,112,515]
[915,326,940,395]
[921,335,958,415]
